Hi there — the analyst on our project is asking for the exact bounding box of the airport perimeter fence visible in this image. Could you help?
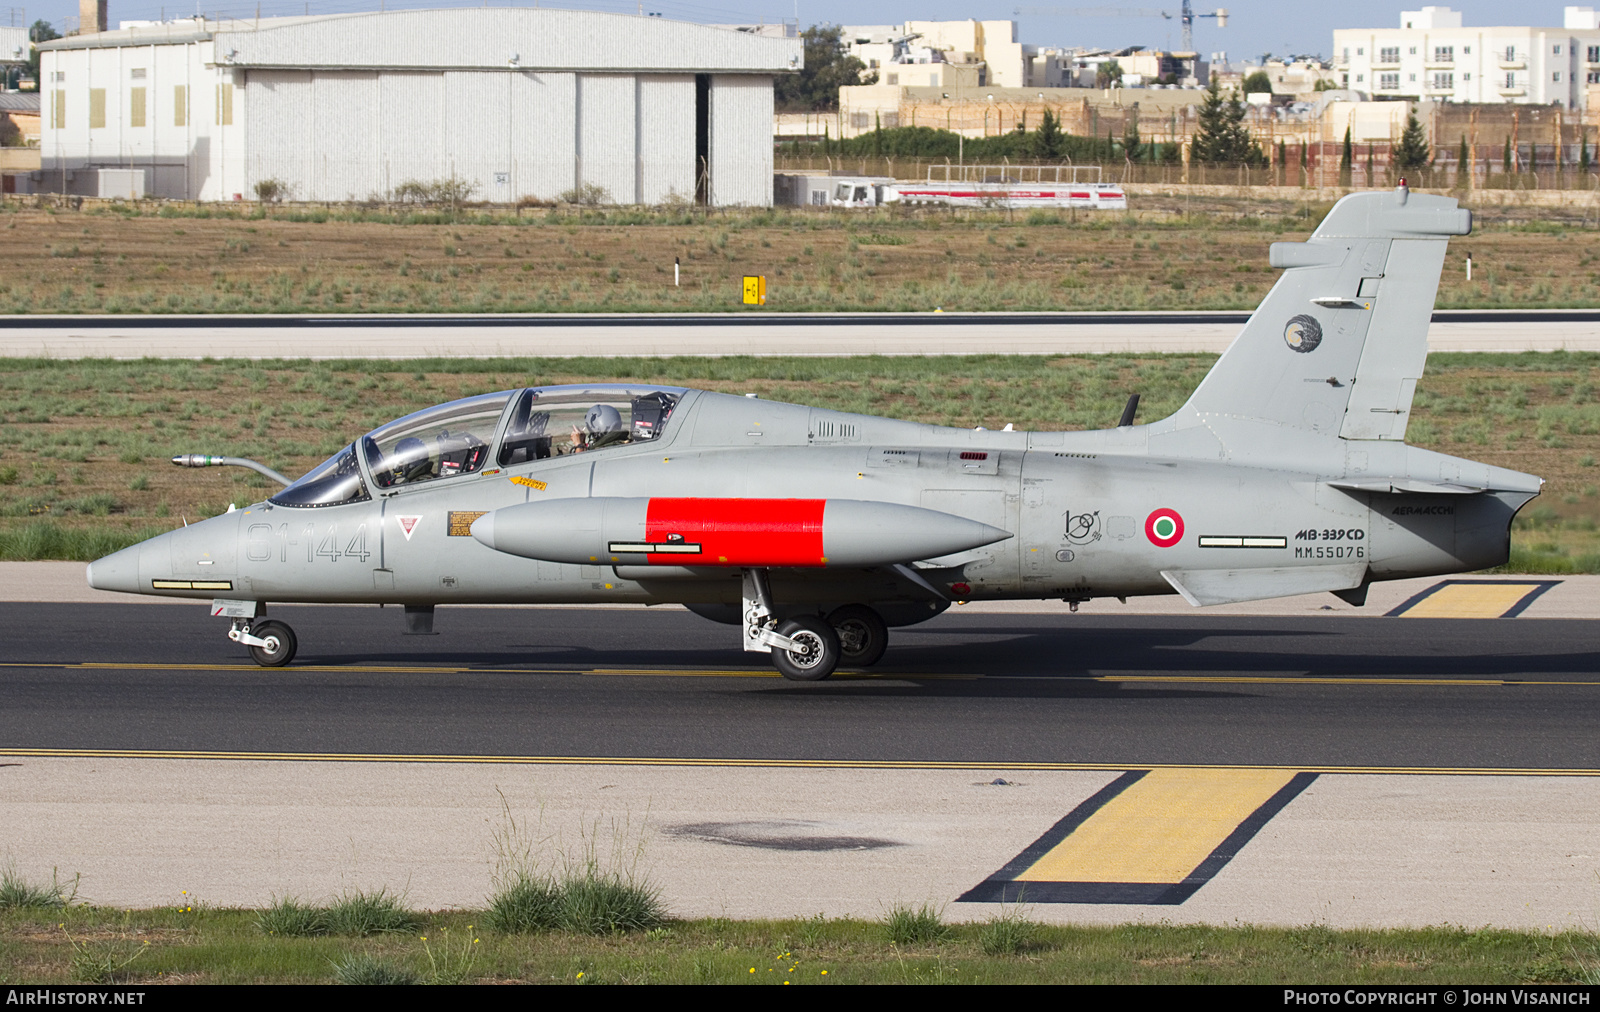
[774,154,1600,193]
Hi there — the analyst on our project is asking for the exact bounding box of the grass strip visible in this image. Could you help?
[3,904,1598,985]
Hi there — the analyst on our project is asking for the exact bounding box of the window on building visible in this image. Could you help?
[1434,46,1454,62]
[1433,72,1454,89]
[1409,73,1417,82]
[1464,72,1471,80]
[129,87,145,128]
[1505,45,1517,61]
[1590,70,1600,83]
[1356,47,1364,56]
[50,71,64,83]
[1590,45,1600,62]
[1555,44,1563,54]
[215,83,233,126]
[1555,71,1563,81]
[1409,46,1417,55]
[1380,72,1400,89]
[1506,71,1517,87]
[174,85,187,127]
[1356,73,1364,82]
[130,68,145,80]
[1379,46,1399,63]
[1464,46,1471,54]
[88,89,105,129]
[1341,47,1349,63]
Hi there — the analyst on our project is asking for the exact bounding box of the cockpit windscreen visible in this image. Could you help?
[498,387,682,466]
[362,391,514,490]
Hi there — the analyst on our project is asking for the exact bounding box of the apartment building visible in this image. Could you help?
[1334,5,1600,109]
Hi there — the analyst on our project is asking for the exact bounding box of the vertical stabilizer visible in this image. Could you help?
[1176,187,1470,446]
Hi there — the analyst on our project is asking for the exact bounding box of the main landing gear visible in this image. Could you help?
[229,616,298,667]
[741,570,890,681]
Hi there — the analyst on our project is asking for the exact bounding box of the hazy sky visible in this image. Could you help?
[13,1,1588,66]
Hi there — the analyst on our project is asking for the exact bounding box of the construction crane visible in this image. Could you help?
[1014,2,1229,53]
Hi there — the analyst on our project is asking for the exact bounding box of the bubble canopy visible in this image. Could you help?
[269,386,687,508]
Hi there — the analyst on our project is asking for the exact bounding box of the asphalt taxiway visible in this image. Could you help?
[3,592,1600,928]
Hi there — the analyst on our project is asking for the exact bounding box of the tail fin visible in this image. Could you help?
[1176,186,1470,443]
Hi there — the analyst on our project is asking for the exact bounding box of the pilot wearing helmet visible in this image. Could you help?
[569,404,627,452]
[387,436,435,484]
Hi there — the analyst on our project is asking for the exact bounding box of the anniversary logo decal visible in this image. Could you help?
[1284,314,1323,353]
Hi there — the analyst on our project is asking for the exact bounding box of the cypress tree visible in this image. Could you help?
[1192,79,1255,163]
[1458,134,1469,183]
[1503,136,1512,173]
[1395,112,1430,172]
[1582,131,1591,172]
[1339,126,1353,186]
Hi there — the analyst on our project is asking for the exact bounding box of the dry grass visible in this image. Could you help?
[0,201,1596,314]
[2,353,1600,567]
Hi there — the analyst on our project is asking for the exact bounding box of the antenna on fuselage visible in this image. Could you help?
[1117,393,1141,428]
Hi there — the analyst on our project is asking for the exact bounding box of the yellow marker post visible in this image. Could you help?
[742,275,766,305]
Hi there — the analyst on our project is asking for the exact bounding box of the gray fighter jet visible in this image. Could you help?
[86,185,1541,679]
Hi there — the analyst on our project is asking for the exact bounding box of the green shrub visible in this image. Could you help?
[256,896,326,937]
[0,864,78,909]
[331,953,420,985]
[323,889,420,937]
[979,907,1038,956]
[883,903,949,946]
[485,869,665,936]
[558,870,666,935]
[484,874,562,933]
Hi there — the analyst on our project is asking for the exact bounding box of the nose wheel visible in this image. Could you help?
[230,617,298,667]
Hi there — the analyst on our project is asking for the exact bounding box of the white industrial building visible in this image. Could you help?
[35,8,800,205]
[1335,5,1600,108]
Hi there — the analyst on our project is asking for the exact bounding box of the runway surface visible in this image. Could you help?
[3,602,1597,770]
[5,601,1599,925]
[1,309,1597,357]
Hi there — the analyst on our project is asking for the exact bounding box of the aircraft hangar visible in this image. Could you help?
[35,8,800,205]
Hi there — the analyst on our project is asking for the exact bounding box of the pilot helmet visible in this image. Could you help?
[391,436,429,467]
[585,404,623,436]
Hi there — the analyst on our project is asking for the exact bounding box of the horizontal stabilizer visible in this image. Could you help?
[1327,478,1487,495]
[1162,564,1367,607]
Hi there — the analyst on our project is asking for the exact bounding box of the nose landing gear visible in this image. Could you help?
[229,617,298,667]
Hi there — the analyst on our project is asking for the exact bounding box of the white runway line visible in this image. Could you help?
[0,316,1597,358]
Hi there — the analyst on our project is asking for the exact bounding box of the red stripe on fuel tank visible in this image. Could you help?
[645,498,827,566]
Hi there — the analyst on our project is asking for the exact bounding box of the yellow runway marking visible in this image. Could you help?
[0,748,1598,776]
[1015,768,1298,884]
[3,661,1592,689]
[0,661,976,680]
[1387,580,1559,619]
[963,768,1319,905]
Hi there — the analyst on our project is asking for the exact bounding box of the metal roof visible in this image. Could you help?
[0,93,39,112]
[38,9,802,74]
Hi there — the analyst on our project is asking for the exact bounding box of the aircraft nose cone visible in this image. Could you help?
[470,511,496,550]
[86,544,142,594]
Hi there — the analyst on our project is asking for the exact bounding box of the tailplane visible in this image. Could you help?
[1174,185,1470,445]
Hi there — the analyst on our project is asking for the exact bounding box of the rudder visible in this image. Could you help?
[1176,185,1470,444]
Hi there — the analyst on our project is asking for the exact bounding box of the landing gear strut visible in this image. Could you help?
[741,569,842,681]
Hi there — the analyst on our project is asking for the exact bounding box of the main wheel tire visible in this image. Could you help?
[771,616,840,681]
[826,604,888,668]
[248,620,297,667]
